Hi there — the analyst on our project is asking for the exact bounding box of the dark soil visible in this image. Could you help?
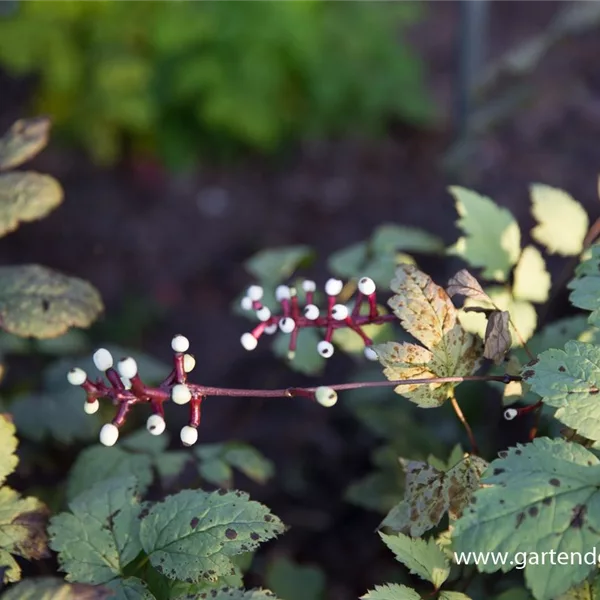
[1,1,600,598]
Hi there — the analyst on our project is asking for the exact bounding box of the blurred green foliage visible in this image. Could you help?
[0,0,433,168]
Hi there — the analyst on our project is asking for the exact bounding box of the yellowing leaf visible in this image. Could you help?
[0,172,63,238]
[0,117,51,171]
[530,184,589,256]
[513,246,551,303]
[0,576,110,600]
[448,186,521,282]
[0,414,18,487]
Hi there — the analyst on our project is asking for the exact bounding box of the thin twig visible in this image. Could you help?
[450,394,479,455]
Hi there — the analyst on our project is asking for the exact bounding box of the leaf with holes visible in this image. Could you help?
[530,184,589,256]
[379,532,449,588]
[361,584,422,600]
[447,269,492,304]
[0,117,51,171]
[0,172,62,238]
[381,455,487,537]
[568,245,600,326]
[139,489,284,583]
[0,576,110,600]
[484,311,511,364]
[448,186,521,282]
[174,590,283,600]
[48,476,143,585]
[523,341,600,442]
[0,265,103,338]
[452,437,600,600]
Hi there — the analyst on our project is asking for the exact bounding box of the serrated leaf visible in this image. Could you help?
[484,311,511,364]
[452,437,600,600]
[447,269,492,304]
[0,415,18,487]
[174,590,282,600]
[265,556,325,600]
[381,455,488,537]
[273,328,324,376]
[448,186,521,281]
[0,265,103,338]
[0,117,51,171]
[139,489,284,583]
[427,444,465,472]
[360,584,422,600]
[49,476,143,585]
[0,576,109,600]
[380,532,449,588]
[0,172,62,238]
[530,184,589,256]
[568,245,600,325]
[513,246,551,303]
[245,246,314,285]
[66,446,154,502]
[105,577,156,600]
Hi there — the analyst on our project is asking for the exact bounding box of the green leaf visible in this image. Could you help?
[120,429,169,456]
[0,117,51,171]
[273,327,324,376]
[328,242,369,279]
[199,459,233,488]
[451,437,600,600]
[222,444,274,484]
[555,575,600,599]
[379,532,449,588]
[523,341,600,441]
[173,590,283,600]
[530,184,589,256]
[139,489,284,583]
[49,476,143,585]
[0,172,62,238]
[0,576,109,600]
[513,246,551,303]
[568,245,600,325]
[381,454,488,537]
[265,556,325,600]
[0,265,103,338]
[360,584,422,600]
[245,246,315,285]
[448,186,521,281]
[494,589,532,600]
[371,224,444,254]
[66,446,154,502]
[105,577,157,600]
[438,594,472,600]
[153,452,189,487]
[0,415,18,487]
[427,444,464,472]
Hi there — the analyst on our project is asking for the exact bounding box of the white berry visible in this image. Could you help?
[302,280,316,293]
[364,346,378,361]
[315,386,338,407]
[117,357,138,379]
[240,296,253,311]
[264,323,278,335]
[171,334,190,353]
[358,276,376,295]
[275,285,291,301]
[83,399,99,415]
[99,423,119,447]
[241,333,258,351]
[247,285,264,301]
[325,278,343,296]
[504,408,518,421]
[304,304,320,320]
[67,367,87,386]
[147,414,166,436]
[93,348,113,372]
[317,340,334,358]
[181,425,198,446]
[172,384,192,405]
[183,353,196,373]
[331,304,349,321]
[279,317,296,333]
[256,306,271,322]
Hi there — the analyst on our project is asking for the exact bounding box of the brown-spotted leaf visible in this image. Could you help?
[0,172,63,238]
[0,265,103,338]
[380,454,488,538]
[373,324,482,408]
[0,117,51,171]
[388,265,456,350]
[484,310,512,364]
[447,269,492,304]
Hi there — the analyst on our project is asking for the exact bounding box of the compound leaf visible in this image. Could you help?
[0,576,109,600]
[140,489,284,583]
[452,437,600,600]
[0,414,18,487]
[448,186,521,282]
[379,532,449,588]
[49,476,143,585]
[568,245,600,326]
[513,246,551,303]
[0,117,51,171]
[0,265,103,338]
[530,184,589,256]
[523,341,600,442]
[360,584,422,600]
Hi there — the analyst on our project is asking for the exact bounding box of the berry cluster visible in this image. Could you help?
[239,277,394,360]
[66,335,340,448]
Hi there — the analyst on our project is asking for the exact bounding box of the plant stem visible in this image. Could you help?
[450,394,479,454]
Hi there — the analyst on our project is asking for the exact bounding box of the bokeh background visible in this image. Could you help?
[1,1,600,598]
